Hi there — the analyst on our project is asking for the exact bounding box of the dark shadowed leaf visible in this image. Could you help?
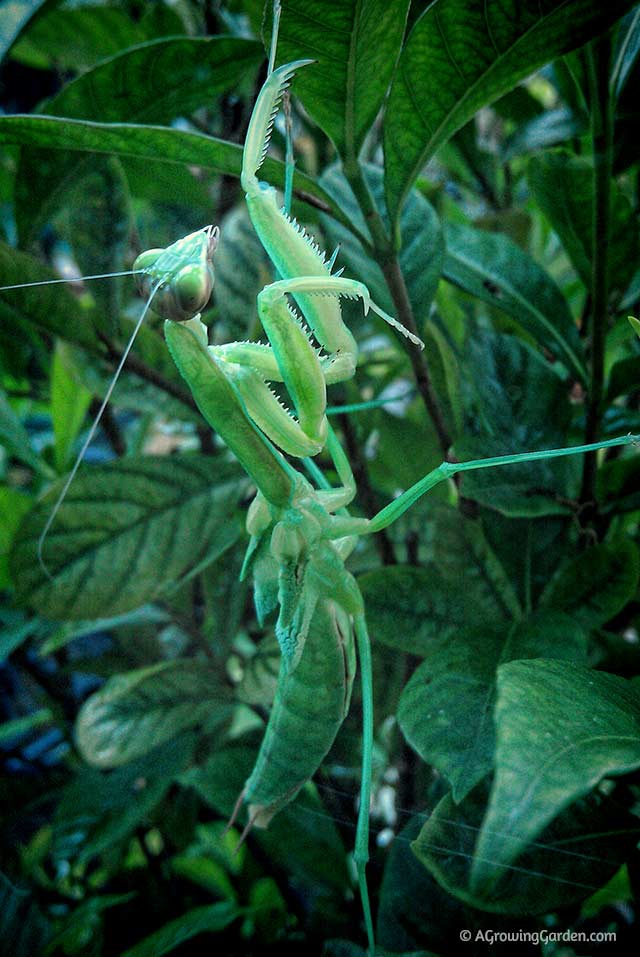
[540,539,640,627]
[0,871,50,957]
[458,328,578,517]
[0,241,98,351]
[443,222,585,379]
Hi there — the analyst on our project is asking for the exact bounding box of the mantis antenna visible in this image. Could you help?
[0,269,140,292]
[36,279,162,579]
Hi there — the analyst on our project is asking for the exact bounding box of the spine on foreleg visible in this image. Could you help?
[244,598,356,827]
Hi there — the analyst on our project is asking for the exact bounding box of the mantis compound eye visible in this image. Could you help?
[170,262,215,320]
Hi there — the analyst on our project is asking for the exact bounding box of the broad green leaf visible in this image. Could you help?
[458,328,577,518]
[415,781,635,913]
[0,0,57,61]
[471,660,640,892]
[0,242,97,351]
[15,36,262,237]
[0,117,350,231]
[0,707,52,745]
[50,341,92,473]
[47,37,261,122]
[12,5,147,71]
[0,388,49,476]
[321,165,444,328]
[528,151,640,291]
[384,0,637,219]
[11,455,246,619]
[0,870,50,957]
[398,611,587,800]
[76,660,232,768]
[629,314,640,337]
[120,903,240,957]
[274,0,411,159]
[443,222,585,380]
[541,540,640,628]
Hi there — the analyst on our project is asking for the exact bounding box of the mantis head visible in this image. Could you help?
[133,224,220,321]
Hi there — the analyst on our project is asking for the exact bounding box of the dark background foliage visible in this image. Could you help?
[1,1,640,954]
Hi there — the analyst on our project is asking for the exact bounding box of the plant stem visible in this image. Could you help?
[580,34,613,509]
[343,161,452,456]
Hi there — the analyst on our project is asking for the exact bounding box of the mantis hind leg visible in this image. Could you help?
[354,612,376,956]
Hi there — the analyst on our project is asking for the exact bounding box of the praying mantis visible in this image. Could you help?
[3,4,640,955]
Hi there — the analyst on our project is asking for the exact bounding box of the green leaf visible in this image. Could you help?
[11,455,246,620]
[458,328,578,518]
[50,341,92,473]
[0,242,98,351]
[359,549,509,658]
[528,151,640,291]
[274,0,411,159]
[0,708,52,745]
[471,660,640,893]
[0,0,57,62]
[39,605,170,656]
[541,540,639,628]
[397,611,587,800]
[443,222,585,380]
[384,0,637,220]
[0,117,349,231]
[120,903,240,957]
[414,781,635,913]
[628,314,640,337]
[0,609,37,660]
[12,5,148,71]
[76,660,232,768]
